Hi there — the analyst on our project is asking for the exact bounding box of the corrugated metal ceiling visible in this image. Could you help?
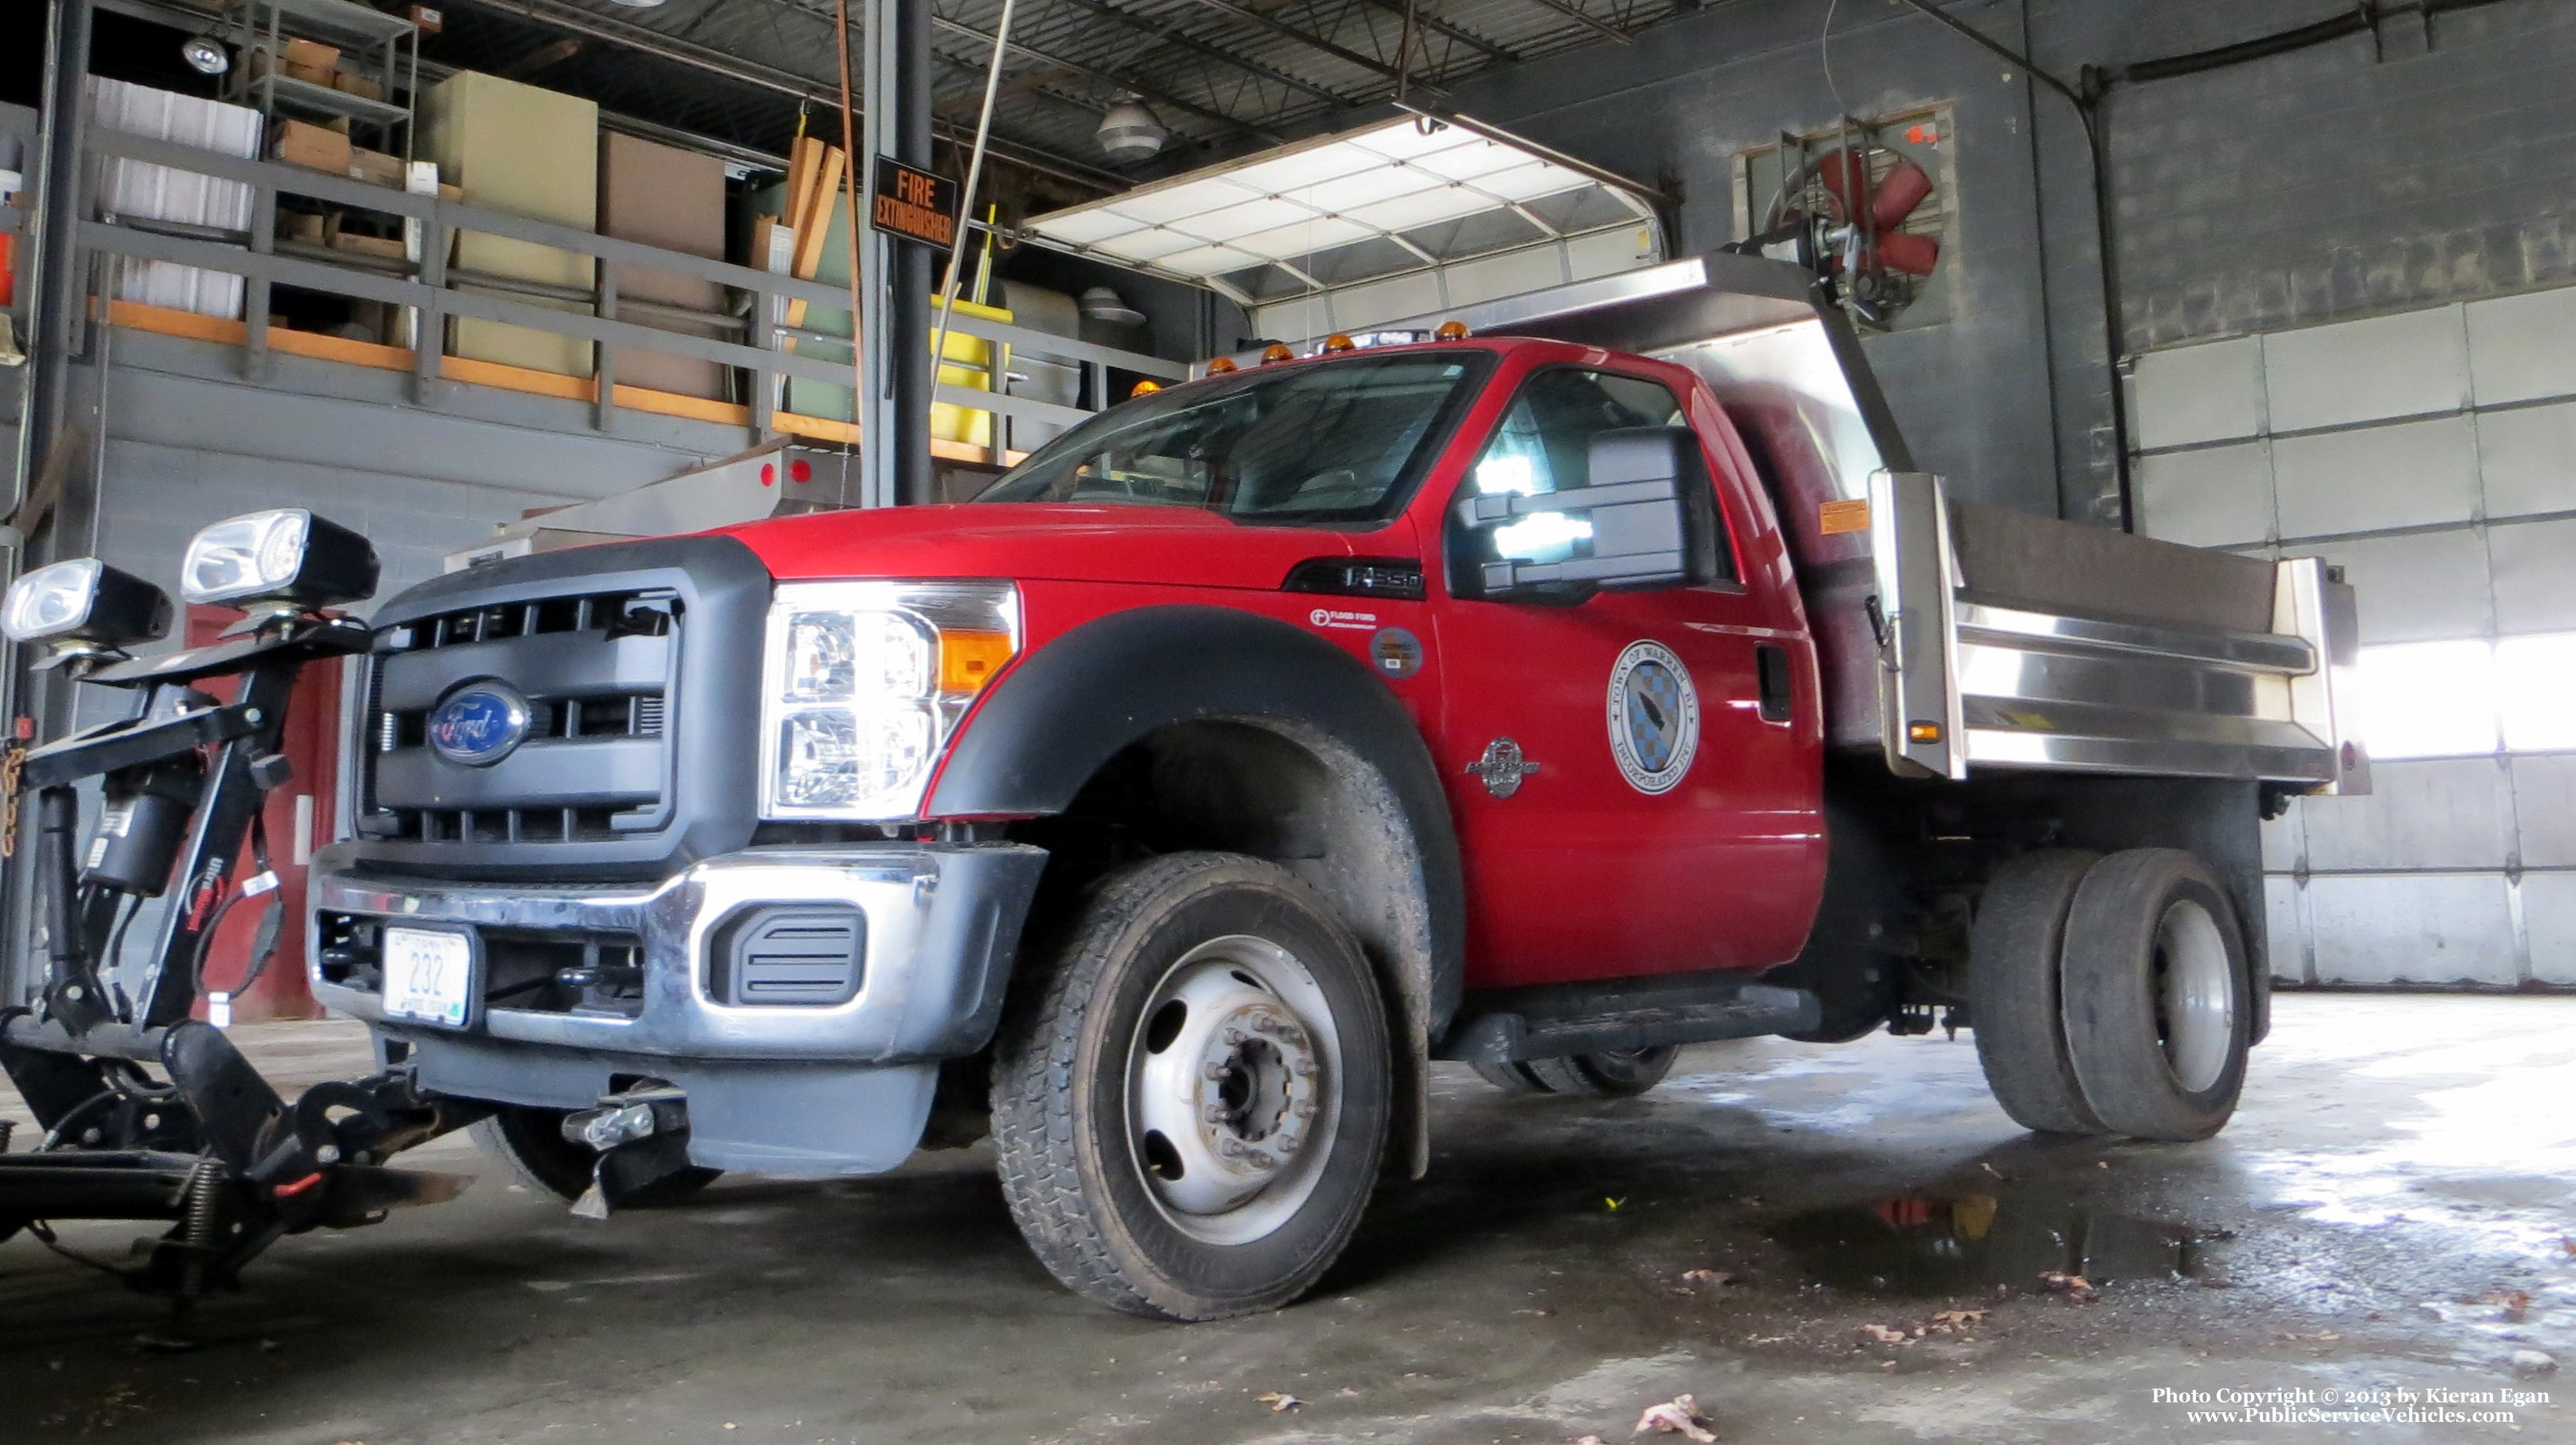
[426,0,1698,192]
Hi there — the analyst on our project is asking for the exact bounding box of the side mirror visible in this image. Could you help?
[1453,426,1697,598]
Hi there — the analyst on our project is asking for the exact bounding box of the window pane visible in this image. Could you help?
[1454,368,1732,587]
[981,353,1490,525]
[2352,639,2498,759]
[2499,632,2576,752]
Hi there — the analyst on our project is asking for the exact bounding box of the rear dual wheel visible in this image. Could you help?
[2059,849,2251,1142]
[1972,847,2251,1143]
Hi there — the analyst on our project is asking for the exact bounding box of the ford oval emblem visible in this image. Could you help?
[427,682,533,767]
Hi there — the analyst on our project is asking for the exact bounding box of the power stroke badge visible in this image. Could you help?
[1606,640,1700,795]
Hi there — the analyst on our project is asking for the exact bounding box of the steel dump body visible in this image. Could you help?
[1369,252,2369,796]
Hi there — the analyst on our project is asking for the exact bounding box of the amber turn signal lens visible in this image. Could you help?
[1322,333,1355,353]
[1130,379,1162,398]
[1434,319,1471,341]
[1261,342,1294,364]
[1908,721,1943,743]
[1204,357,1238,374]
[939,630,1017,694]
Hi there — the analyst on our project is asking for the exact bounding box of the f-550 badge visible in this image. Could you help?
[1466,738,1540,799]
[1607,640,1699,795]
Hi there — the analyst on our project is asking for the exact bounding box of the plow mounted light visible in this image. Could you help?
[181,509,379,611]
[2,558,172,649]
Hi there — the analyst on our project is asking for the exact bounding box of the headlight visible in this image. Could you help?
[2,558,173,647]
[181,508,379,608]
[759,580,1020,820]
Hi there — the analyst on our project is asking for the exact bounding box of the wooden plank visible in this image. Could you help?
[781,146,848,345]
[775,410,1023,465]
[792,145,846,283]
[783,135,821,251]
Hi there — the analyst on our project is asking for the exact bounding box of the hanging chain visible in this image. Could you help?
[1,738,25,860]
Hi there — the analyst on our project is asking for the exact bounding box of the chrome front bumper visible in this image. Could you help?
[305,842,1046,1176]
[310,841,1045,1062]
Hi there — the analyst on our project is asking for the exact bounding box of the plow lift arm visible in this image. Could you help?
[0,513,480,1346]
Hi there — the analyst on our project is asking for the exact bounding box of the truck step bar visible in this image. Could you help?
[1437,975,1821,1064]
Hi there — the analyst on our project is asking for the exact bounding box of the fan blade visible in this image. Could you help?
[1871,156,1933,232]
[1874,232,1941,276]
[1815,147,1871,224]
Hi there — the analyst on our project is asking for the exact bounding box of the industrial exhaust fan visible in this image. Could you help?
[1734,123,1944,331]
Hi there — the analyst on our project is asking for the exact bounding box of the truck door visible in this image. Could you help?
[1427,363,1824,990]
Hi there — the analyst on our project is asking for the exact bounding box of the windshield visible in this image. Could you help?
[978,351,1493,525]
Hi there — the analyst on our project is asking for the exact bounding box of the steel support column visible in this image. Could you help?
[11,0,94,532]
[5,0,99,1011]
[858,0,933,508]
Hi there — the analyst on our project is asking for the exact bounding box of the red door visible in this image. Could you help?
[182,606,339,1023]
[1423,361,1825,990]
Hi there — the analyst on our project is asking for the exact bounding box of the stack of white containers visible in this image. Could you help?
[88,77,263,320]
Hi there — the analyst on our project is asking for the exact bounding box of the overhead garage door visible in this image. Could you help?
[2129,283,2576,989]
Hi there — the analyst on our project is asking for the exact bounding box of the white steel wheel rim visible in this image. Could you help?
[1124,935,1343,1246]
[2152,898,2236,1095]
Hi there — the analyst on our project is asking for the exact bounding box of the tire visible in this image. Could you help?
[1478,1047,1678,1097]
[1470,1060,1552,1094]
[990,852,1393,1320]
[469,1105,722,1206]
[1969,849,2109,1135]
[2059,849,2252,1143]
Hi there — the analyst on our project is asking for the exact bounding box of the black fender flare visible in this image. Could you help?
[930,604,1467,1038]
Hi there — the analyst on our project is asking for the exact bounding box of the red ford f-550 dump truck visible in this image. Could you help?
[303,253,2367,1320]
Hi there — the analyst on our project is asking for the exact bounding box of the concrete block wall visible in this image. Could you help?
[2129,282,2576,988]
[1444,0,2576,529]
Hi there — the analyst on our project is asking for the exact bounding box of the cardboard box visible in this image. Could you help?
[280,211,326,244]
[425,71,598,378]
[285,38,339,83]
[331,231,407,261]
[252,39,340,87]
[598,131,728,399]
[268,118,352,176]
[348,147,407,187]
[334,72,386,102]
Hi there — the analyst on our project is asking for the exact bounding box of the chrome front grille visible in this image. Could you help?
[358,588,681,846]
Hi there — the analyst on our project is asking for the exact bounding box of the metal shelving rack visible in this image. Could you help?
[219,0,420,159]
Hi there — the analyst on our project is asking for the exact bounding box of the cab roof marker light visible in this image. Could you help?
[1435,320,1472,341]
[1260,343,1294,365]
[1205,357,1239,374]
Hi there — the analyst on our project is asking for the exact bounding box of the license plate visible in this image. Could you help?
[382,926,475,1028]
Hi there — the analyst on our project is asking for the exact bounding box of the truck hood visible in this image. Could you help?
[716,503,1398,589]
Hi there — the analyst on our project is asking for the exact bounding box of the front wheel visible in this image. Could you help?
[990,853,1393,1320]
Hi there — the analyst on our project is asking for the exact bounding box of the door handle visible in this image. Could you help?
[1756,643,1794,722]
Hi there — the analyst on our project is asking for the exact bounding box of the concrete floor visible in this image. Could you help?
[4,992,2573,1444]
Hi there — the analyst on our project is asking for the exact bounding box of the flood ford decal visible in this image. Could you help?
[427,681,534,767]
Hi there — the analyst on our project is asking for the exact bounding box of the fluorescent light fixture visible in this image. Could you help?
[1025,116,1655,285]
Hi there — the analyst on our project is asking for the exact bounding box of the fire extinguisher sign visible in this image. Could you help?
[870,157,959,250]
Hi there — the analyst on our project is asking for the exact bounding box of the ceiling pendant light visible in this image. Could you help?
[1095,94,1167,161]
